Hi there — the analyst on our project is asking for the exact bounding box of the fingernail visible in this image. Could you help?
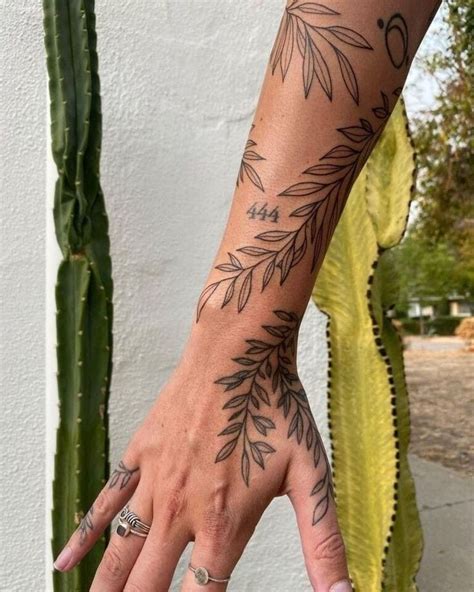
[54,546,73,571]
[329,580,352,592]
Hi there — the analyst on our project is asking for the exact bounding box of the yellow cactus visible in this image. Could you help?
[312,100,422,591]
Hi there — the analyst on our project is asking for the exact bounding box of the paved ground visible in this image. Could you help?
[404,337,473,474]
[411,455,474,592]
[405,335,469,353]
[403,336,473,591]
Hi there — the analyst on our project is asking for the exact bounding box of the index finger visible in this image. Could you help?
[53,457,140,572]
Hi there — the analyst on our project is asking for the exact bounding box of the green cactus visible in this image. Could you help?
[313,100,423,590]
[43,1,113,589]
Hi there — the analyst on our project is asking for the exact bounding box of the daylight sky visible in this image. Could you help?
[404,5,447,118]
[400,5,448,228]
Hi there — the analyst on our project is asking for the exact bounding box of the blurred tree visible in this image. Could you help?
[394,0,473,324]
[392,235,459,331]
[413,0,473,245]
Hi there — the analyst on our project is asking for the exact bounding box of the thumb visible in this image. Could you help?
[287,442,352,592]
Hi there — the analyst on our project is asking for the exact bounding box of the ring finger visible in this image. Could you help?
[180,502,259,592]
[180,531,247,592]
[90,479,154,592]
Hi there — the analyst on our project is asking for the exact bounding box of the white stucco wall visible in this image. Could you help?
[0,2,47,590]
[1,2,330,590]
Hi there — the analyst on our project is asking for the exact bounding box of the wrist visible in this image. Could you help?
[181,303,302,374]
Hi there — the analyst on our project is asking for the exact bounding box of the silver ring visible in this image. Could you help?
[116,505,151,538]
[188,564,231,586]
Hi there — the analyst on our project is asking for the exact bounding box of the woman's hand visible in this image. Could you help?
[53,311,351,592]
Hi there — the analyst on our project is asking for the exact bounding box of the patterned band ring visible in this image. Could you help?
[116,505,151,538]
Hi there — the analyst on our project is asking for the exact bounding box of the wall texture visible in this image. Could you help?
[1,2,330,590]
[0,2,47,590]
[95,3,330,590]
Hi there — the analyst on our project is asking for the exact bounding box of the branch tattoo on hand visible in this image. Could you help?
[215,310,333,525]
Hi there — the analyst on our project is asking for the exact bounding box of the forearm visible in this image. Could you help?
[189,0,439,345]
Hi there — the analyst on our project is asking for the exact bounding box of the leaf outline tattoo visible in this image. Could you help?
[270,1,373,102]
[196,91,394,320]
[108,460,139,490]
[78,505,94,545]
[215,310,333,524]
[237,124,266,192]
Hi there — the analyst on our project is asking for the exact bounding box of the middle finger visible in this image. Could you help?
[124,485,192,591]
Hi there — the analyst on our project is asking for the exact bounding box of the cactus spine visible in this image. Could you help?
[43,1,113,589]
[313,100,423,590]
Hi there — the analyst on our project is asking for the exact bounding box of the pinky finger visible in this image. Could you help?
[53,456,141,572]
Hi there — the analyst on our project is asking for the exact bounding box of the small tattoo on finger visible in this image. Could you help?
[78,505,94,545]
[108,460,139,490]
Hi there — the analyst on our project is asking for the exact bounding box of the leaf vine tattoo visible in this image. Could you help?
[215,310,333,525]
[78,505,94,545]
[108,460,139,490]
[196,91,393,321]
[76,460,137,546]
[237,125,265,192]
[270,1,373,102]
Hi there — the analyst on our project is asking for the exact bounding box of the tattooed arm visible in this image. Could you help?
[195,2,437,325]
[53,2,441,591]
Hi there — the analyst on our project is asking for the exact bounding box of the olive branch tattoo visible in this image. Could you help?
[108,460,139,489]
[270,1,373,102]
[215,310,333,525]
[78,505,94,545]
[196,91,393,321]
[76,461,138,546]
[237,124,265,192]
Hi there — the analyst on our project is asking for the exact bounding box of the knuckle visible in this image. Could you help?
[132,430,161,464]
[186,424,203,454]
[101,542,124,580]
[203,509,232,544]
[127,419,156,457]
[200,489,240,549]
[126,432,145,460]
[309,531,346,563]
[161,486,187,530]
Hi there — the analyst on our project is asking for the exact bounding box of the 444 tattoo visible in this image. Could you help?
[247,202,280,223]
